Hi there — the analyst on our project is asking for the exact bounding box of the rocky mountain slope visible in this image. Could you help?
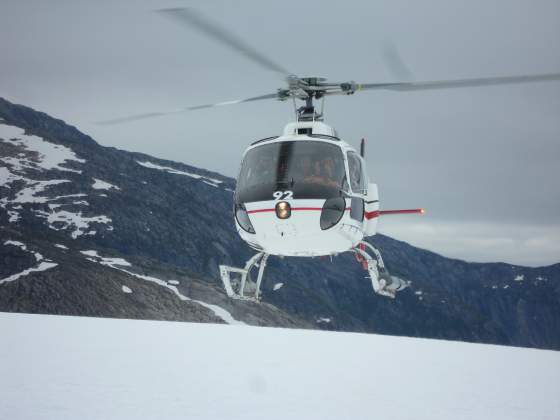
[1,97,559,349]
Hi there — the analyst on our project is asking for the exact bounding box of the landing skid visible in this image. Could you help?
[219,252,269,302]
[220,242,407,302]
[353,241,408,298]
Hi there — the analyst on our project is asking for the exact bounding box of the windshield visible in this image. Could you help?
[236,141,348,203]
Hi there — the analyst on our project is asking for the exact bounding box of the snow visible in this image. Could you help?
[0,124,94,229]
[122,285,132,294]
[0,166,24,186]
[0,262,58,285]
[10,179,70,203]
[4,240,43,261]
[4,240,26,250]
[80,250,131,266]
[316,317,331,323]
[54,244,68,250]
[7,210,20,222]
[81,250,242,325]
[202,180,219,188]
[1,313,559,420]
[0,240,58,285]
[514,274,525,282]
[273,282,284,291]
[0,124,85,173]
[137,160,222,185]
[92,178,120,190]
[36,210,112,239]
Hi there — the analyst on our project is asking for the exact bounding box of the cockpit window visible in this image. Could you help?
[236,141,347,203]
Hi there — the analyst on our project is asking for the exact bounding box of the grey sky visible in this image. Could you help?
[2,0,559,266]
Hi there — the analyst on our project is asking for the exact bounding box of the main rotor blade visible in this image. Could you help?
[96,93,279,125]
[358,72,560,92]
[157,7,291,76]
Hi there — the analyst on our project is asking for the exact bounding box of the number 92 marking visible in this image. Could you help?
[273,191,293,200]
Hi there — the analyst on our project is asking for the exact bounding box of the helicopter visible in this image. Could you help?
[101,8,560,301]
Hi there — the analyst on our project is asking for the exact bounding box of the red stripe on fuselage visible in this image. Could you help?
[247,207,351,214]
[365,210,380,220]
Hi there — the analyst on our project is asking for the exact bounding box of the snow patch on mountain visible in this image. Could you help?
[1,240,57,285]
[0,123,110,238]
[0,261,58,285]
[80,250,130,266]
[121,285,132,294]
[4,240,43,261]
[92,178,120,191]
[36,211,112,239]
[11,179,70,203]
[80,250,243,325]
[137,160,222,186]
[4,240,27,250]
[0,166,23,186]
[514,274,525,282]
[0,123,85,173]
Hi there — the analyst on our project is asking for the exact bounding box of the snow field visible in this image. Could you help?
[0,313,558,420]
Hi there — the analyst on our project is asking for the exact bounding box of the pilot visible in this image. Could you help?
[319,157,339,188]
[301,156,338,188]
[298,156,313,178]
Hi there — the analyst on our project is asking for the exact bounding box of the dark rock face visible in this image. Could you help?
[1,97,559,349]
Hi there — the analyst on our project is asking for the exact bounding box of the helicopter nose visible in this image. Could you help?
[275,222,296,237]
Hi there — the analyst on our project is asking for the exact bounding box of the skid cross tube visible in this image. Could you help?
[220,252,270,301]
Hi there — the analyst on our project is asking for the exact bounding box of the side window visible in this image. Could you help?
[350,196,364,222]
[347,152,365,194]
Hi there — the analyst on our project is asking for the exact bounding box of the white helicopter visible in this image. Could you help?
[102,8,560,301]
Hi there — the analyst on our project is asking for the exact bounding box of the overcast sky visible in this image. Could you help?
[2,0,559,266]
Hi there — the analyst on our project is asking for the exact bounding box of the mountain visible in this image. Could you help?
[3,312,559,420]
[1,96,559,350]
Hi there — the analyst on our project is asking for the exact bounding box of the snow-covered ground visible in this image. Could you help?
[1,313,558,420]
